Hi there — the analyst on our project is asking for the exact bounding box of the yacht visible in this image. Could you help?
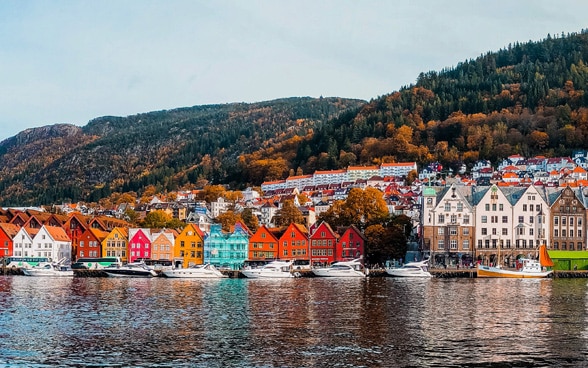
[103,262,158,278]
[241,261,293,278]
[386,260,432,278]
[312,259,366,278]
[163,264,227,278]
[22,263,74,277]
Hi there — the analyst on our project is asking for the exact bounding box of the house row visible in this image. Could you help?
[1,211,367,270]
[421,183,588,268]
[261,162,417,192]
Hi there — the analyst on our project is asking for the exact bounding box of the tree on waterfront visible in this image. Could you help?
[364,214,412,265]
[318,187,388,230]
[273,199,305,226]
[240,208,259,231]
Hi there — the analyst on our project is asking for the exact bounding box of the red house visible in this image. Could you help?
[78,228,109,259]
[336,225,366,262]
[0,223,20,257]
[128,228,152,262]
[309,222,338,266]
[278,223,309,261]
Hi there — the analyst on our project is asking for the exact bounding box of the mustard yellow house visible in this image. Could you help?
[173,223,204,268]
[102,227,129,262]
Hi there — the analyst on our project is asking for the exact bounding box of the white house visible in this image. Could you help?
[32,225,72,263]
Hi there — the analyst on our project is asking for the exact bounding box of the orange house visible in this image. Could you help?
[248,225,281,261]
[278,223,309,261]
[78,228,109,259]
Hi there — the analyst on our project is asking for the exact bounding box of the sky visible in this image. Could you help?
[1,1,588,141]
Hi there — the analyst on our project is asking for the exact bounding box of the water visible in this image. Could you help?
[0,276,587,367]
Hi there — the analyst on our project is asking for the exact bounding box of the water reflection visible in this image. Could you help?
[1,276,588,367]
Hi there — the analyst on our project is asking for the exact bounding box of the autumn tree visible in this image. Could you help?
[363,214,410,265]
[200,185,226,203]
[141,210,172,228]
[215,210,241,232]
[318,187,388,230]
[241,208,259,231]
[273,199,305,226]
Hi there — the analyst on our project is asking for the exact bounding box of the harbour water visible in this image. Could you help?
[0,276,587,367]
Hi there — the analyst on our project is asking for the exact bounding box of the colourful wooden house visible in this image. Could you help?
[309,222,338,266]
[128,228,152,262]
[278,223,309,261]
[173,223,205,268]
[32,225,72,262]
[205,223,249,270]
[0,223,19,257]
[78,227,108,259]
[248,225,281,261]
[102,227,129,262]
[151,229,177,261]
[63,213,90,261]
[335,225,366,262]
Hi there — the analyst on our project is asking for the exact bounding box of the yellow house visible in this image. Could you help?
[151,229,177,260]
[173,223,204,268]
[102,227,129,262]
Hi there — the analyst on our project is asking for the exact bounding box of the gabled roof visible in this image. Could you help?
[44,226,71,242]
[0,223,20,239]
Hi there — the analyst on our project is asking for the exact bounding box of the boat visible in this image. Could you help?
[22,263,74,277]
[476,245,554,278]
[103,262,158,278]
[241,260,293,278]
[311,259,366,278]
[162,264,227,278]
[386,260,432,278]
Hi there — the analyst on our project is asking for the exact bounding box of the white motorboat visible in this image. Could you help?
[312,259,366,278]
[386,260,432,278]
[103,262,158,278]
[163,264,227,278]
[22,263,74,277]
[241,261,293,278]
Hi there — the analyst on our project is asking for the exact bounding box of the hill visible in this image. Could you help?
[246,30,588,176]
[0,97,365,205]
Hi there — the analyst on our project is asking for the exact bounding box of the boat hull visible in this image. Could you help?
[22,269,74,277]
[386,270,432,278]
[104,269,157,277]
[311,269,365,277]
[163,270,226,278]
[241,270,292,278]
[477,265,552,278]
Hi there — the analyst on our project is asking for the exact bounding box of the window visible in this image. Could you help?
[554,216,559,225]
[463,228,469,235]
[499,204,504,211]
[444,203,451,211]
[438,214,445,223]
[562,217,567,225]
[462,240,469,249]
[457,202,463,212]
[481,228,487,235]
[502,216,508,223]
[502,228,508,236]
[518,216,524,223]
[438,240,444,249]
[450,227,457,236]
[450,240,457,249]
[481,216,487,223]
[523,204,527,211]
[492,204,497,211]
[438,228,445,235]
[491,216,498,223]
[485,204,490,211]
[529,216,534,224]
[463,215,470,224]
[451,215,457,224]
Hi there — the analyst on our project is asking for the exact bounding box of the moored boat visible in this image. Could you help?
[476,245,554,278]
[22,263,74,277]
[312,259,366,278]
[103,262,158,278]
[163,264,227,278]
[241,260,293,278]
[386,260,432,278]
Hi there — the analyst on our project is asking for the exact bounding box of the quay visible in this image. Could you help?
[4,266,588,278]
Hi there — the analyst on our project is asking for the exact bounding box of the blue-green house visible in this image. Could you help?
[204,223,249,270]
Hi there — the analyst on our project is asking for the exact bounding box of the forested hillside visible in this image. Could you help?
[242,30,588,177]
[0,97,364,205]
[3,30,588,205]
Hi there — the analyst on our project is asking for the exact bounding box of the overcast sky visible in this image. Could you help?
[1,1,587,141]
